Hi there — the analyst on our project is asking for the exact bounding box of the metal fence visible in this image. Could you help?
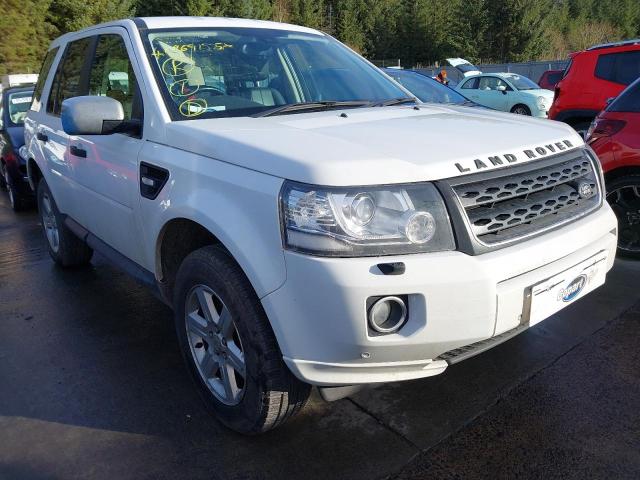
[415,60,569,84]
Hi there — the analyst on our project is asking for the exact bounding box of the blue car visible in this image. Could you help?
[382,68,484,108]
[0,86,34,210]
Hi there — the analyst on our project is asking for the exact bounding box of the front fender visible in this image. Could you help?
[138,142,287,299]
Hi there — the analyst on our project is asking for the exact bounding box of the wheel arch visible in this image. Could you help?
[604,165,640,184]
[155,217,225,302]
[27,157,43,191]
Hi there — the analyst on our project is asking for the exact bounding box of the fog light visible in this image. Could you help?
[368,296,407,333]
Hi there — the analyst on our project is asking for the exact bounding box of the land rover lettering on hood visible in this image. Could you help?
[23,17,618,434]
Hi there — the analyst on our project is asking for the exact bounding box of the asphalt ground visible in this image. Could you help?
[0,193,639,480]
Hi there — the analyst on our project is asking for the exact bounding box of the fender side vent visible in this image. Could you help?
[140,162,169,200]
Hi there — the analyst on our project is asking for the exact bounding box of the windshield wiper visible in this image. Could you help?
[254,100,372,117]
[371,97,417,107]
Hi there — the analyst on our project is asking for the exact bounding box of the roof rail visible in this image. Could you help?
[587,39,640,51]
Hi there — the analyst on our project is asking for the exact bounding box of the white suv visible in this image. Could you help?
[24,17,618,434]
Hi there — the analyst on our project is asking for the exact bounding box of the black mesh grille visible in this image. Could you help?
[448,151,601,245]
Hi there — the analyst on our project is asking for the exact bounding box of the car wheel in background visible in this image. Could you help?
[511,104,531,116]
[173,245,311,434]
[2,162,27,212]
[37,179,93,267]
[0,162,6,191]
[606,175,640,259]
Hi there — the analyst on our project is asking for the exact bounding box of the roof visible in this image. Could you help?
[587,38,640,51]
[51,16,323,46]
[2,85,34,95]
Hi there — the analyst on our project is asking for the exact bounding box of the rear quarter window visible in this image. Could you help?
[595,51,640,85]
[609,80,640,113]
[31,47,59,112]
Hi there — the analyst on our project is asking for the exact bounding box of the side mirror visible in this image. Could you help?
[497,85,508,94]
[61,96,124,135]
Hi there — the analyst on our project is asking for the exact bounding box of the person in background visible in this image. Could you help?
[436,69,449,86]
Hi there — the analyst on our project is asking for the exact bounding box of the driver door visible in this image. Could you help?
[476,76,510,111]
[69,29,147,265]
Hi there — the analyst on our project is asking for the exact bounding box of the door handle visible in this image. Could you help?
[36,132,48,142]
[70,145,87,158]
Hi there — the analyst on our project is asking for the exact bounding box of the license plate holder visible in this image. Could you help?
[524,251,608,326]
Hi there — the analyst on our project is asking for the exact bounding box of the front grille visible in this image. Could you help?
[444,150,601,247]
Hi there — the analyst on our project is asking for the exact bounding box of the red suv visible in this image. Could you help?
[549,39,640,137]
[587,77,640,257]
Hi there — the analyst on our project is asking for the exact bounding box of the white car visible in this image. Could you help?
[456,72,555,117]
[24,17,617,434]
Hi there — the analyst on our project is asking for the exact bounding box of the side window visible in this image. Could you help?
[461,78,478,89]
[47,37,93,116]
[88,34,142,122]
[595,51,640,85]
[495,78,511,90]
[31,47,59,112]
[479,77,498,90]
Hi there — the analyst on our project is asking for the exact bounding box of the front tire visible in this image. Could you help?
[173,245,310,434]
[37,179,93,267]
[510,104,531,116]
[606,175,640,259]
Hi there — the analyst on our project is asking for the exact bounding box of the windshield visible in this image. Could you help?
[7,90,33,125]
[504,74,539,90]
[385,70,468,104]
[145,28,407,119]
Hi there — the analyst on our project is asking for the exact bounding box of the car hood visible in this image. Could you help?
[163,105,583,186]
[520,89,555,99]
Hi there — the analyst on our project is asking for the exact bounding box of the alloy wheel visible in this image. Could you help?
[41,192,60,253]
[607,185,640,254]
[185,285,246,405]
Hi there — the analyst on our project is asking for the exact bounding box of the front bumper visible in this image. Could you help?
[262,204,617,386]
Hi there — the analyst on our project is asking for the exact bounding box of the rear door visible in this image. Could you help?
[31,38,94,216]
[69,29,146,264]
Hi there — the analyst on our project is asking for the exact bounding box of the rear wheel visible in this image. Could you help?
[173,245,310,434]
[37,179,93,267]
[510,104,531,116]
[606,175,640,259]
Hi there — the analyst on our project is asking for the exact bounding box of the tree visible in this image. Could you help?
[47,0,135,34]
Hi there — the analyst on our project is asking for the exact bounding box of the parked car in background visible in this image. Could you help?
[587,77,640,257]
[0,86,34,210]
[445,58,481,77]
[550,39,640,137]
[382,68,484,107]
[0,74,38,101]
[456,72,554,117]
[538,69,563,90]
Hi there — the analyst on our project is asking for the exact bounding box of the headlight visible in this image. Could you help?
[537,96,547,109]
[280,181,455,256]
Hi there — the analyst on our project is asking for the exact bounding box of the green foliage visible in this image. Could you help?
[1,0,639,75]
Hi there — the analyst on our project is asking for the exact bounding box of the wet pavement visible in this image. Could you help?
[0,193,639,480]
